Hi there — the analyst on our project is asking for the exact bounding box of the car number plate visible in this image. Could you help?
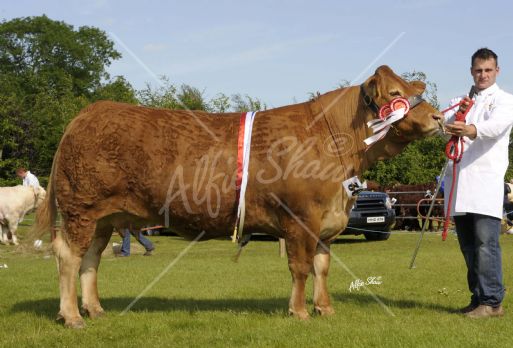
[367,216,385,223]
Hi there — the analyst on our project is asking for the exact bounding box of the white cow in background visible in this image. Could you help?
[0,185,46,245]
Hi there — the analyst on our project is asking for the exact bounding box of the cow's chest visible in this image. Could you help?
[318,190,351,240]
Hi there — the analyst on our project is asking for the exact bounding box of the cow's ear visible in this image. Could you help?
[364,75,380,100]
[409,80,426,95]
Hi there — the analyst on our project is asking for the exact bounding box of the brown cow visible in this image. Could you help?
[390,183,434,231]
[389,183,444,231]
[33,65,441,328]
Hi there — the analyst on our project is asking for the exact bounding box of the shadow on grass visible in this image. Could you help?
[12,292,455,320]
[333,292,455,313]
[10,296,290,319]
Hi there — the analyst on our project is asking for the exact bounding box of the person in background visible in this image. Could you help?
[436,175,445,195]
[16,167,40,188]
[503,183,513,234]
[118,228,155,257]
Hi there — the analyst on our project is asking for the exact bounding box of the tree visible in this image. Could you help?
[0,15,120,97]
[92,76,138,104]
[230,94,267,112]
[138,76,267,113]
[137,77,178,109]
[137,77,210,111]
[0,16,133,182]
[210,93,231,113]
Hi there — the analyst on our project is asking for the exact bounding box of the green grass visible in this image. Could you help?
[2,223,513,347]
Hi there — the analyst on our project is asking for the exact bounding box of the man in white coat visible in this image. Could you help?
[16,167,40,188]
[444,48,513,318]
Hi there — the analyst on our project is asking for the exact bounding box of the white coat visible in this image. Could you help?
[22,171,40,188]
[444,83,513,219]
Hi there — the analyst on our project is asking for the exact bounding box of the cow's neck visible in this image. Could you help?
[307,87,376,177]
[308,87,410,180]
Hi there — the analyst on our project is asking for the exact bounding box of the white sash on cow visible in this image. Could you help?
[364,108,406,147]
[233,112,257,243]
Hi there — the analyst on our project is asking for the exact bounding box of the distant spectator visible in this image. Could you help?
[118,228,154,257]
[16,167,40,188]
[436,175,445,195]
[503,183,513,233]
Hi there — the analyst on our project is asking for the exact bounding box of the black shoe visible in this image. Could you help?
[143,250,153,256]
[458,302,479,314]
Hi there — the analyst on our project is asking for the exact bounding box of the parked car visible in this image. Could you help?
[343,191,396,241]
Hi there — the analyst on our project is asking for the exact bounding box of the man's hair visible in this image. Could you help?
[16,167,27,173]
[472,48,498,67]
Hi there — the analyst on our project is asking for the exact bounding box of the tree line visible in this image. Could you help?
[0,15,266,186]
[2,15,509,188]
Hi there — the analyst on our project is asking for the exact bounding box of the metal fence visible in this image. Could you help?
[386,191,445,222]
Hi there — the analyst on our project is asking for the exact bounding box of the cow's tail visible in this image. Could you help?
[29,151,58,243]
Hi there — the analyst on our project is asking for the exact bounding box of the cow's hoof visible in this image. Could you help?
[289,308,310,320]
[56,313,86,329]
[81,305,105,319]
[314,305,335,316]
[64,318,86,329]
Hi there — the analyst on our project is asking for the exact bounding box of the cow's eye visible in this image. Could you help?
[389,90,402,97]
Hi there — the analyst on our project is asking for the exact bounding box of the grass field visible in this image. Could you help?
[1,223,513,347]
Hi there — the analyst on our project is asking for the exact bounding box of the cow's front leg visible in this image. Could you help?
[9,222,19,245]
[285,223,318,320]
[312,242,335,316]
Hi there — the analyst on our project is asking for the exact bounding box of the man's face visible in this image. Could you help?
[471,58,499,91]
[16,171,26,179]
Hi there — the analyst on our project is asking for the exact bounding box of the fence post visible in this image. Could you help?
[279,238,286,258]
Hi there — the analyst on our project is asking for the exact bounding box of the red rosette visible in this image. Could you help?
[378,103,392,120]
[390,97,410,115]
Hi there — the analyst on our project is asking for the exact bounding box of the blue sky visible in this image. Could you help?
[3,0,513,108]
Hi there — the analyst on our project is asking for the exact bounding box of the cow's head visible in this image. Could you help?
[34,186,46,208]
[361,65,442,159]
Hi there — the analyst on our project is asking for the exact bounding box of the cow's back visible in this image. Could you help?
[0,186,33,221]
[53,101,246,237]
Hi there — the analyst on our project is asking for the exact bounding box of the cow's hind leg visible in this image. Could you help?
[54,223,95,329]
[80,221,113,319]
[312,242,335,316]
[0,225,7,244]
[285,223,318,320]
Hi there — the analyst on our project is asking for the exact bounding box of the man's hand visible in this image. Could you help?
[458,96,472,114]
[445,121,477,139]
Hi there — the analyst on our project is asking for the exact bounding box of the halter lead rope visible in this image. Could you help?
[441,92,475,240]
